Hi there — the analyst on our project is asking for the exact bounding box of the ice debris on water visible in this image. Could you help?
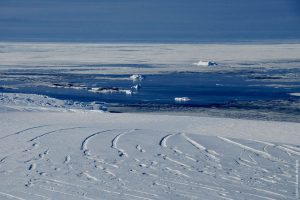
[174,97,191,102]
[88,87,132,95]
[131,84,141,90]
[123,90,133,95]
[289,93,300,97]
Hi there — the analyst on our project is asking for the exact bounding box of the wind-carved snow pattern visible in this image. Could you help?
[0,126,299,199]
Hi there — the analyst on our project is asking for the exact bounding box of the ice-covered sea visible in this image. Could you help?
[1,43,300,122]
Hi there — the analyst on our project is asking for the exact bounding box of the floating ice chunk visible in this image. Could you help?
[89,87,132,95]
[72,85,87,90]
[51,83,87,90]
[88,88,114,94]
[120,89,133,95]
[193,60,217,66]
[131,84,141,90]
[88,87,99,93]
[174,97,191,102]
[130,74,144,81]
[0,85,18,90]
[90,102,107,111]
[89,87,119,94]
[290,93,300,97]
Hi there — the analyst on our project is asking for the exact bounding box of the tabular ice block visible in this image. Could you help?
[193,60,218,66]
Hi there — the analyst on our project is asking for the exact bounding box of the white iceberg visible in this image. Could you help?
[120,89,133,95]
[193,60,217,66]
[174,97,191,102]
[289,93,300,97]
[131,84,141,90]
[130,74,144,81]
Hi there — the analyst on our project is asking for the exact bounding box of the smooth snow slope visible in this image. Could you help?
[0,112,299,200]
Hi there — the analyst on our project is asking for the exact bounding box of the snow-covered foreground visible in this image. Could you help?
[0,111,300,200]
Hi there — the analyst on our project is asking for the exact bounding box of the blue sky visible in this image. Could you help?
[0,0,299,42]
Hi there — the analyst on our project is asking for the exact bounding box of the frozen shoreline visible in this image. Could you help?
[0,93,106,112]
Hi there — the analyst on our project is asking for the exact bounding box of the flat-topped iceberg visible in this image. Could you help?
[193,60,218,66]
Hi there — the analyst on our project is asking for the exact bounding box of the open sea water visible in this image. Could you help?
[1,66,300,121]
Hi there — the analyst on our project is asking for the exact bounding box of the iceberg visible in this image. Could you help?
[174,97,191,102]
[131,84,141,90]
[130,74,144,81]
[193,60,217,66]
[290,93,300,97]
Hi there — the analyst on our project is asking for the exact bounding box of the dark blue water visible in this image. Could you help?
[1,66,300,122]
[1,71,300,108]
[0,0,299,42]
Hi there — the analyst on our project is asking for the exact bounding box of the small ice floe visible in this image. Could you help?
[121,89,133,95]
[72,85,87,90]
[88,87,119,94]
[131,84,141,90]
[130,74,144,81]
[52,83,76,88]
[174,97,191,102]
[289,93,300,97]
[91,102,108,111]
[193,60,217,67]
[88,87,132,95]
[0,85,18,90]
[51,83,87,90]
